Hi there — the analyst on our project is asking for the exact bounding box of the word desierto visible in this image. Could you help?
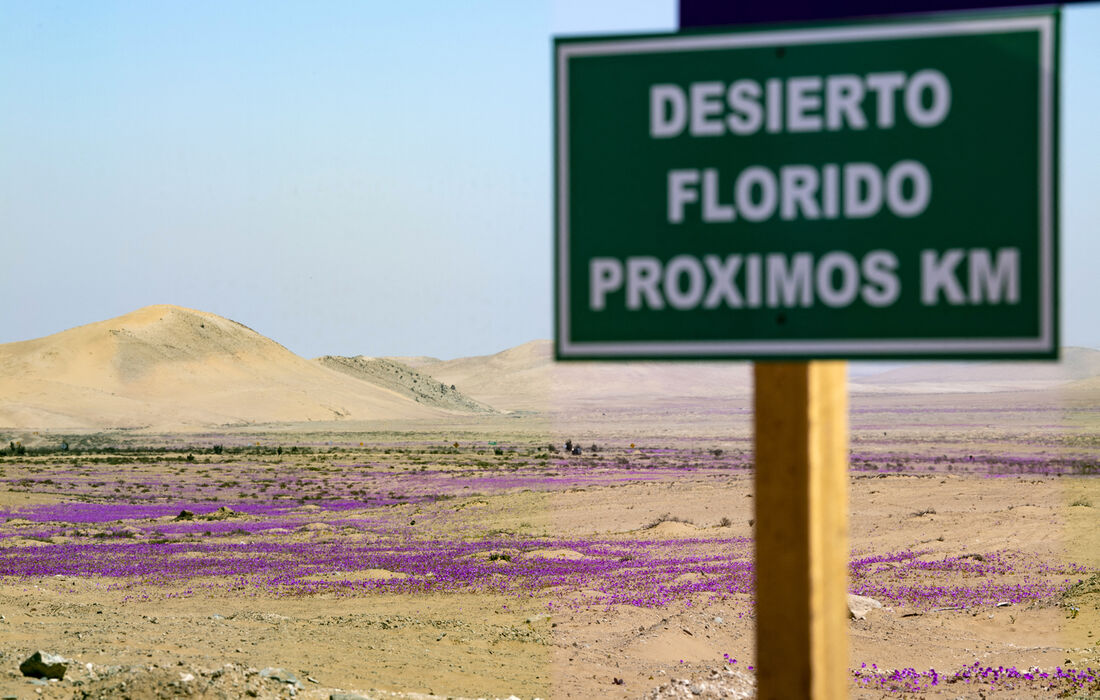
[651,71,949,224]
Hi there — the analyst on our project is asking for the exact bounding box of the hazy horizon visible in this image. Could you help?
[3,1,1098,359]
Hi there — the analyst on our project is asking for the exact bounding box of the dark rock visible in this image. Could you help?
[173,510,195,521]
[19,650,68,679]
[330,695,370,700]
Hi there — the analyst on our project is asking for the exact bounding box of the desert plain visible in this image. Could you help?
[0,306,1097,699]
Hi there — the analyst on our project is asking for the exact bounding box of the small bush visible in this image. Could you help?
[92,530,136,539]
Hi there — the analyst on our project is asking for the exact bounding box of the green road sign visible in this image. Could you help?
[554,11,1058,360]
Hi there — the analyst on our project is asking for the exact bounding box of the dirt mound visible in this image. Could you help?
[644,521,703,537]
[315,355,496,413]
[0,305,447,430]
[300,568,409,583]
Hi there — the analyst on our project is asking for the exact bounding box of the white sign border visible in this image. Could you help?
[556,14,1056,358]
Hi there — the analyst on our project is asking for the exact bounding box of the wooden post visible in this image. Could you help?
[754,361,849,699]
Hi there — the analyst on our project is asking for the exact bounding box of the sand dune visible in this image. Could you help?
[0,305,447,430]
[851,347,1100,393]
[402,341,1100,409]
[396,340,753,412]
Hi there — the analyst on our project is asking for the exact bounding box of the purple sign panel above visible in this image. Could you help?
[679,0,1081,28]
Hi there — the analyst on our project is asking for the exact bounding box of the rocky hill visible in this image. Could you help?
[314,355,496,413]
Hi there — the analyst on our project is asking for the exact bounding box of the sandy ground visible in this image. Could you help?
[0,390,1096,699]
[0,472,1096,699]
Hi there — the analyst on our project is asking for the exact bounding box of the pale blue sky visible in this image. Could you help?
[1,1,1096,358]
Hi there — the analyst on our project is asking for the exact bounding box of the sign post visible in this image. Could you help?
[754,361,848,698]
[554,10,1057,699]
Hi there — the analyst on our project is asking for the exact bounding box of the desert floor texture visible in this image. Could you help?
[0,405,1096,700]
